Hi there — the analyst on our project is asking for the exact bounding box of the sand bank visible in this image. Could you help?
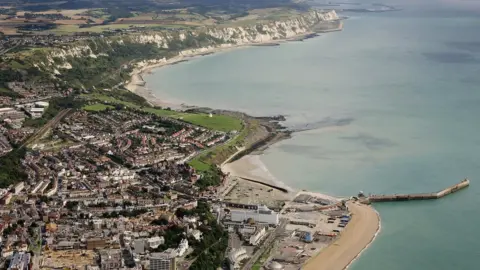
[303,201,380,270]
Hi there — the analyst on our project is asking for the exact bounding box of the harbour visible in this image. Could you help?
[362,179,470,203]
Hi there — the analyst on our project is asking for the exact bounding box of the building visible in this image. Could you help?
[230,205,279,226]
[303,232,313,243]
[228,248,249,270]
[28,107,45,118]
[35,101,49,108]
[147,236,165,249]
[150,249,177,270]
[8,251,30,270]
[86,238,106,250]
[249,227,266,246]
[189,229,202,241]
[176,239,188,257]
[133,239,146,254]
[13,182,24,194]
[0,193,13,205]
[100,249,122,270]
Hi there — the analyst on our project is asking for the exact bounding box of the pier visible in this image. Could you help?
[362,179,470,203]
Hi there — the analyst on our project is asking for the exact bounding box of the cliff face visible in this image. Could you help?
[32,10,338,77]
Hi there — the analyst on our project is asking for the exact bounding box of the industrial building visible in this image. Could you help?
[230,205,279,226]
[150,250,177,270]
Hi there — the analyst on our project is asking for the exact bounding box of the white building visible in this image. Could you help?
[176,239,188,257]
[147,236,165,249]
[230,205,279,226]
[28,107,45,118]
[189,230,202,241]
[35,101,49,108]
[249,227,266,246]
[228,248,249,270]
[13,182,24,194]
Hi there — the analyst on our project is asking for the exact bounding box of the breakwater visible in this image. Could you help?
[364,179,470,203]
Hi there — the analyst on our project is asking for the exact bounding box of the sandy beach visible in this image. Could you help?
[222,154,293,192]
[303,201,380,270]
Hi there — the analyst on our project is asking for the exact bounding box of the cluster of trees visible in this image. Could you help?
[195,165,223,191]
[102,208,148,218]
[17,23,58,32]
[102,7,134,24]
[0,69,23,98]
[150,225,185,252]
[151,201,228,269]
[188,201,229,270]
[57,41,169,89]
[0,148,27,188]
[24,13,71,20]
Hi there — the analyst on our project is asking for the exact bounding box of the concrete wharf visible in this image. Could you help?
[363,178,470,203]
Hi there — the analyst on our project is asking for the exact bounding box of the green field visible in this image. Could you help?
[188,159,211,171]
[83,103,115,111]
[180,114,243,132]
[49,23,190,35]
[83,93,243,132]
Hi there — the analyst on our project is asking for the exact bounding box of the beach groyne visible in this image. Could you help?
[237,177,289,193]
[364,179,470,203]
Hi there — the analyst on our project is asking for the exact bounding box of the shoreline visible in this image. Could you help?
[123,23,343,109]
[303,202,381,270]
[123,20,380,269]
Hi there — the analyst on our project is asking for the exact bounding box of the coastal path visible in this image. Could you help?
[302,201,379,270]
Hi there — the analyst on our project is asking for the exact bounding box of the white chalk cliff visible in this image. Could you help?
[37,10,339,72]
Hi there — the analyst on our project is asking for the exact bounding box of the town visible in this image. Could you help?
[0,1,357,269]
[0,91,355,270]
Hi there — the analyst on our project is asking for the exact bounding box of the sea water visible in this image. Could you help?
[144,3,480,269]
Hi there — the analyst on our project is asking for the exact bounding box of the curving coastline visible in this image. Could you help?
[123,15,380,270]
[303,202,381,270]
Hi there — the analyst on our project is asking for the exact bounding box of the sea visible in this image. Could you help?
[143,1,480,269]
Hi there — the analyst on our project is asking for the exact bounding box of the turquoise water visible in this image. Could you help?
[144,5,480,270]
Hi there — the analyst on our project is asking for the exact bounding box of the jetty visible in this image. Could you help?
[361,178,470,203]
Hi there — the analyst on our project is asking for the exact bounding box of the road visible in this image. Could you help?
[19,108,72,149]
[242,219,287,270]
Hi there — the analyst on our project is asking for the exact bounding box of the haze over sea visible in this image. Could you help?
[144,1,480,269]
